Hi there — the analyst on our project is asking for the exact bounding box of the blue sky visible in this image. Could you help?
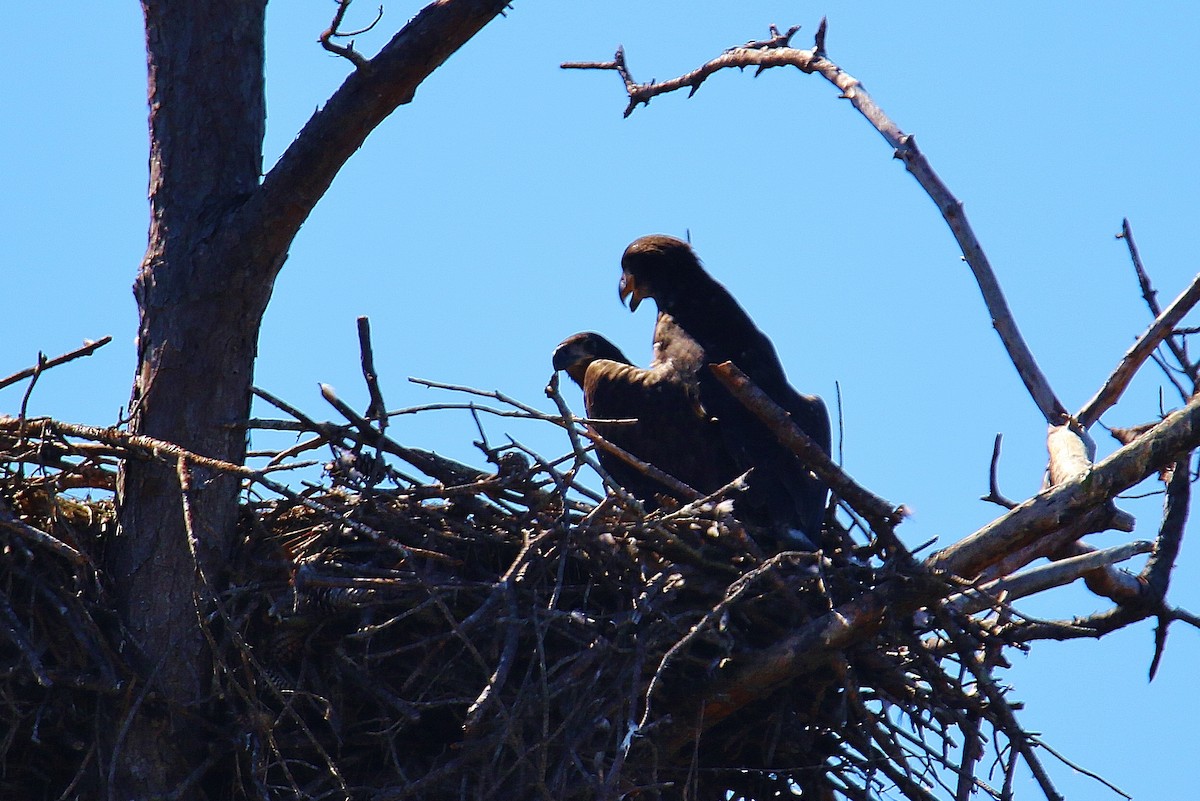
[3,3,1198,797]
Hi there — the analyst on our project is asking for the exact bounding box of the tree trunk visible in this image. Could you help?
[107,1,514,794]
[109,2,269,794]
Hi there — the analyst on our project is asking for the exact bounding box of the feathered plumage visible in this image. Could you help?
[552,331,733,507]
[619,234,831,547]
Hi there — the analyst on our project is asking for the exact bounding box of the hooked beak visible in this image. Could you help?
[619,271,645,312]
[550,343,576,372]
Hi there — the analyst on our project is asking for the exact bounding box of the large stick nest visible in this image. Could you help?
[0,397,1100,801]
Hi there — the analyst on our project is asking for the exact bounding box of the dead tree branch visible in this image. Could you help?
[565,20,1067,424]
[319,0,383,69]
[243,0,512,270]
[1117,218,1199,392]
[930,390,1200,580]
[0,336,113,392]
[1077,273,1200,427]
[356,316,388,427]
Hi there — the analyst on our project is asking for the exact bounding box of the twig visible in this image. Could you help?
[0,592,51,686]
[981,433,1016,509]
[1118,218,1198,389]
[0,336,113,392]
[565,20,1067,423]
[319,383,488,486]
[356,316,388,428]
[1033,737,1131,799]
[319,0,381,70]
[0,516,88,566]
[935,611,1063,801]
[543,372,641,506]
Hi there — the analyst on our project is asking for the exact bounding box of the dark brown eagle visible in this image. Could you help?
[619,234,831,548]
[551,331,734,508]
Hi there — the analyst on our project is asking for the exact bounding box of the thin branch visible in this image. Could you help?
[319,0,382,70]
[319,383,489,486]
[935,611,1063,801]
[1077,273,1200,427]
[0,336,113,392]
[356,316,388,427]
[1032,738,1130,800]
[981,433,1016,509]
[565,20,1067,423]
[1117,218,1199,389]
[949,541,1153,616]
[0,516,89,566]
[543,372,644,507]
[1047,540,1144,605]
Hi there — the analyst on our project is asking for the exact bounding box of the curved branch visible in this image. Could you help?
[244,0,511,264]
[565,20,1068,424]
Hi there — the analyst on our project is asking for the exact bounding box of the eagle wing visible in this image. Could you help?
[552,331,736,507]
[582,358,733,505]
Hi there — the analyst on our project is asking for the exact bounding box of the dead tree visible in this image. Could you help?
[108,1,511,796]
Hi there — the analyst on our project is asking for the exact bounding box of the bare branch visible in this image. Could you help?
[949,541,1153,616]
[1077,272,1200,427]
[1142,456,1191,599]
[356,316,388,427]
[1048,540,1144,605]
[246,0,512,275]
[319,0,382,70]
[976,505,1132,582]
[0,336,112,392]
[1144,456,1192,679]
[566,22,1068,422]
[930,390,1200,580]
[1118,218,1199,391]
[981,433,1017,509]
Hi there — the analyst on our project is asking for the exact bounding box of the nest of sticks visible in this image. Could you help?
[4,314,1192,801]
[2,377,1119,801]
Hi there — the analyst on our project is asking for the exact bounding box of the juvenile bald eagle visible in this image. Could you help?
[619,234,831,548]
[551,331,734,508]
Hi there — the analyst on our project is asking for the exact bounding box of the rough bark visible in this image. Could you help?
[110,1,511,795]
[108,4,269,795]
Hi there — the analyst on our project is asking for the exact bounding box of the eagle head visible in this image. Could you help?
[619,234,702,314]
[552,332,630,387]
